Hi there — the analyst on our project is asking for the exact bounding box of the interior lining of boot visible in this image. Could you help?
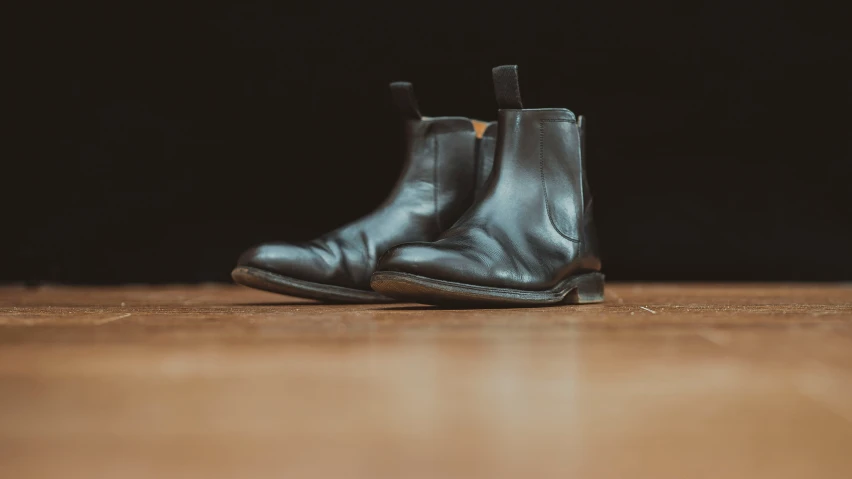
[420,118,488,139]
[471,120,488,139]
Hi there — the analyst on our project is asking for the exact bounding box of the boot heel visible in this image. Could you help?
[563,272,605,304]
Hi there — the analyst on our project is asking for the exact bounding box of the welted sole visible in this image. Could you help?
[370,271,605,306]
[231,266,396,304]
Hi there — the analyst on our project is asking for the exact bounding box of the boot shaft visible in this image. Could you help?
[386,81,495,231]
[490,108,584,242]
[488,65,598,261]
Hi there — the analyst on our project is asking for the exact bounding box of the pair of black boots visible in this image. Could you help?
[232,65,603,306]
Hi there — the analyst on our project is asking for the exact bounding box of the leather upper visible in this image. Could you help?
[237,82,495,290]
[473,122,498,202]
[375,66,601,291]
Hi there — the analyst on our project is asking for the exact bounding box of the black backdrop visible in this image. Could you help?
[6,3,850,283]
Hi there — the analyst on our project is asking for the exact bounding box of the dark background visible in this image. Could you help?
[6,2,850,284]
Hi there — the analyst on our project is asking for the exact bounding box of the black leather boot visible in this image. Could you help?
[232,82,495,303]
[371,66,603,306]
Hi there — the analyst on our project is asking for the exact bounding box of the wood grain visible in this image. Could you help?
[1,283,851,479]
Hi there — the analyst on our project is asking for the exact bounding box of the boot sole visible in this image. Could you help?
[370,271,605,306]
[231,266,396,304]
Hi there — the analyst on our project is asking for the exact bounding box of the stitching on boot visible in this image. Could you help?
[539,120,581,243]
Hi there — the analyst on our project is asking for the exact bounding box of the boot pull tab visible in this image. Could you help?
[492,65,524,109]
[389,82,422,119]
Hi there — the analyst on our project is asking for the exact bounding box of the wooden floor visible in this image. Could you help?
[1,283,852,478]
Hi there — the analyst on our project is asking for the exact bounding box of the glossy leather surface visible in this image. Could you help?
[473,123,498,202]
[375,66,601,291]
[236,83,495,291]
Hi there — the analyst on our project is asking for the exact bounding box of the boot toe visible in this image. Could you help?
[236,243,330,284]
[377,243,473,282]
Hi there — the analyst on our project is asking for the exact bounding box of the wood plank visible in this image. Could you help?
[1,283,851,478]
